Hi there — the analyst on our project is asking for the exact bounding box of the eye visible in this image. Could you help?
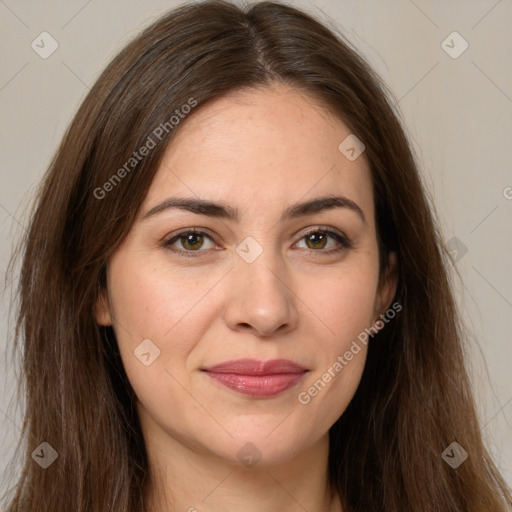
[294,228,352,254]
[163,227,352,258]
[163,229,217,256]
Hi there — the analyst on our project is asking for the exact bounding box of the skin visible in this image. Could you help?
[96,83,397,512]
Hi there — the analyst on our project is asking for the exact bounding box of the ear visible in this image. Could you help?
[373,251,398,321]
[94,287,112,326]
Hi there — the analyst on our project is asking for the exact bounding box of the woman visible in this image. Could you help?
[3,1,511,510]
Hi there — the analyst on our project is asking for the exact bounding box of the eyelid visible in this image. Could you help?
[164,226,217,241]
[295,225,349,242]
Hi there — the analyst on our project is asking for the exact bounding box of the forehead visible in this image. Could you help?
[143,84,374,221]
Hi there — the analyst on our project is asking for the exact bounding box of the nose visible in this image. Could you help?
[222,248,299,338]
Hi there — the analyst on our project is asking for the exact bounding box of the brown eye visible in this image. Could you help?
[164,230,217,254]
[180,233,204,250]
[304,232,328,250]
[295,228,352,254]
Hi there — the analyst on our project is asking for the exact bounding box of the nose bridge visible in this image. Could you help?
[223,237,298,336]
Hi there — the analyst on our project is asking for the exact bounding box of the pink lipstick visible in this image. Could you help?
[202,359,308,398]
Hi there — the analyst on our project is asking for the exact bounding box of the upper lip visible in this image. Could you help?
[201,359,307,375]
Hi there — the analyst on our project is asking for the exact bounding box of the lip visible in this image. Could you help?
[201,359,308,398]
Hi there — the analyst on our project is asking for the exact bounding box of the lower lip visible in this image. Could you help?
[204,371,307,397]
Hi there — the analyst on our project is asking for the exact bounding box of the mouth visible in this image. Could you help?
[201,359,308,398]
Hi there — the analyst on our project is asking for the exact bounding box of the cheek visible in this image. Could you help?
[304,259,379,351]
[106,253,226,385]
[105,257,223,437]
[293,260,378,424]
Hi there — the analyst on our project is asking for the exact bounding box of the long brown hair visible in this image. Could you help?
[3,1,511,510]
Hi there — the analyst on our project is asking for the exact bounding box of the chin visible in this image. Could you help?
[209,424,319,468]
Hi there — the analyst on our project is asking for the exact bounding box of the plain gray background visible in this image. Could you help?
[1,0,511,492]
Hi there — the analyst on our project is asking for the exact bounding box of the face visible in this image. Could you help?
[96,84,397,468]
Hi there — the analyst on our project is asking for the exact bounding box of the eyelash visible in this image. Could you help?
[162,227,352,258]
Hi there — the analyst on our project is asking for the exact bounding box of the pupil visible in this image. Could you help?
[308,233,325,248]
[184,233,202,249]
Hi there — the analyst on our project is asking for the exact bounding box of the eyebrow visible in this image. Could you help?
[142,194,366,224]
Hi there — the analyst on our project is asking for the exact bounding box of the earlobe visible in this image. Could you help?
[94,288,112,326]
